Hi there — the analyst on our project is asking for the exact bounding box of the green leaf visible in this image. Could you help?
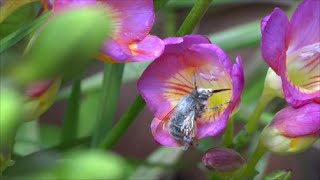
[0,1,37,38]
[264,169,292,180]
[0,83,24,172]
[0,11,50,54]
[153,0,170,11]
[90,63,124,147]
[0,0,38,23]
[209,20,260,51]
[14,121,41,156]
[9,6,114,84]
[60,76,81,145]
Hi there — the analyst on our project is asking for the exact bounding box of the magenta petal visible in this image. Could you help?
[278,52,320,107]
[261,8,289,73]
[53,0,96,11]
[197,57,244,138]
[189,44,233,72]
[270,103,320,138]
[100,39,130,62]
[129,35,165,62]
[163,35,211,55]
[105,0,154,42]
[197,107,232,138]
[287,0,320,53]
[261,14,271,33]
[151,118,179,146]
[230,56,245,109]
[25,80,53,98]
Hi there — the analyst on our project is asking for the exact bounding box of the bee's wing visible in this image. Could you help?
[151,106,180,146]
[155,106,177,133]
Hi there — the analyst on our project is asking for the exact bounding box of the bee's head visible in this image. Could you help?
[195,88,213,100]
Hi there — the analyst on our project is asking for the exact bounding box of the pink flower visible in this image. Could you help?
[261,0,320,107]
[53,0,164,63]
[138,35,244,148]
[260,103,320,154]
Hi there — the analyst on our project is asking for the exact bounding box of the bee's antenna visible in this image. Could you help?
[193,71,198,93]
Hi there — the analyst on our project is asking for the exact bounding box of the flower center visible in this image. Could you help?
[286,42,320,92]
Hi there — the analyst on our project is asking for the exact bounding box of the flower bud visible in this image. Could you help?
[263,68,283,98]
[0,84,23,172]
[26,150,130,180]
[202,147,246,178]
[24,79,61,121]
[260,103,320,155]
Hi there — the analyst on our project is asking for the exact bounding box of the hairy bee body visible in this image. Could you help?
[169,88,212,149]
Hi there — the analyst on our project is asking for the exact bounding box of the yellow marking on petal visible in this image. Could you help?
[163,68,194,106]
[289,138,297,149]
[162,65,233,124]
[96,53,117,63]
[286,43,320,92]
[40,0,49,11]
[129,43,139,56]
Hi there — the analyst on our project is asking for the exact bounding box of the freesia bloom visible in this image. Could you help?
[138,35,244,148]
[53,0,164,63]
[260,103,320,155]
[24,79,61,121]
[261,0,320,107]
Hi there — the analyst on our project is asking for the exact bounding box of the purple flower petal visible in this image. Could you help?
[103,0,154,42]
[278,42,320,107]
[99,39,130,62]
[53,0,96,11]
[163,35,211,55]
[260,14,271,33]
[287,0,320,53]
[128,35,165,62]
[151,117,179,146]
[261,8,289,73]
[197,56,244,138]
[269,103,320,138]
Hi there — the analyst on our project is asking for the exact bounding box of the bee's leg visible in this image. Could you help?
[204,101,231,112]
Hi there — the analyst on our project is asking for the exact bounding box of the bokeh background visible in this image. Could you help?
[3,0,319,179]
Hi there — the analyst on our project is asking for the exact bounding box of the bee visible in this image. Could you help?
[156,73,230,150]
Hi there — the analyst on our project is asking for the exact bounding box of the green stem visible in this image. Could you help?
[222,117,234,147]
[244,141,267,178]
[175,0,213,36]
[163,7,176,37]
[153,0,171,12]
[98,96,145,149]
[60,75,81,144]
[244,91,274,135]
[91,63,124,148]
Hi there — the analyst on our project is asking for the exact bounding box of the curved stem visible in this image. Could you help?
[176,0,213,36]
[245,91,274,135]
[99,96,145,149]
[91,63,124,148]
[60,75,81,144]
[222,117,234,147]
[244,141,267,178]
